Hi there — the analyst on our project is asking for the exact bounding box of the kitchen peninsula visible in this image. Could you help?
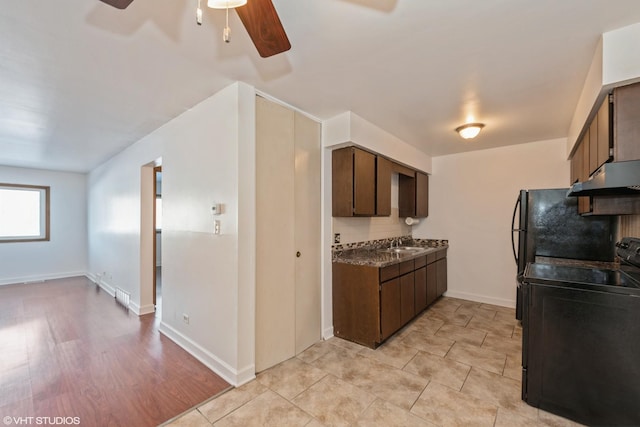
[332,237,448,348]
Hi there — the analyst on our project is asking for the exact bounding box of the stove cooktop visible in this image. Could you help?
[525,263,640,289]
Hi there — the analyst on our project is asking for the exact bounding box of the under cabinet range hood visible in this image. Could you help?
[568,160,640,196]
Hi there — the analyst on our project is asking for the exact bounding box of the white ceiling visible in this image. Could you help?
[2,0,640,173]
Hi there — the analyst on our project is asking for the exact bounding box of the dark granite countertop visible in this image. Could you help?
[333,238,448,268]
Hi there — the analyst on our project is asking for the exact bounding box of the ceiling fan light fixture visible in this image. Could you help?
[207,0,247,9]
[455,122,485,139]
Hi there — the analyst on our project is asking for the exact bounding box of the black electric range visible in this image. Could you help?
[520,237,640,426]
[524,262,640,294]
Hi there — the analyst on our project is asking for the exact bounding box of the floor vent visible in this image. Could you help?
[115,287,130,310]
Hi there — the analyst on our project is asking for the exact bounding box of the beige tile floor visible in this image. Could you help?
[164,297,584,427]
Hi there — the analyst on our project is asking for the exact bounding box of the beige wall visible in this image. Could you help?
[413,138,570,307]
[332,208,410,246]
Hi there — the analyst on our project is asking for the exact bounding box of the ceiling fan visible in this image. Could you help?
[98,0,291,58]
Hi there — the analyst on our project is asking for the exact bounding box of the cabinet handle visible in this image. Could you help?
[296,251,301,258]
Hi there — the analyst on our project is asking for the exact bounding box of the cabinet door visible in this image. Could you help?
[577,135,591,214]
[570,139,582,185]
[399,171,429,218]
[614,82,640,162]
[414,266,427,313]
[331,147,376,217]
[376,156,392,216]
[415,172,429,218]
[398,172,416,218]
[332,147,354,217]
[380,278,402,340]
[353,148,376,215]
[400,272,415,325]
[581,128,590,179]
[596,96,612,169]
[589,117,598,175]
[426,263,437,305]
[332,263,380,348]
[436,258,447,297]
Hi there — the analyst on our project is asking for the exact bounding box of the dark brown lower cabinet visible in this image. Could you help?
[414,266,427,313]
[333,248,448,348]
[400,272,415,325]
[436,258,447,297]
[426,263,437,305]
[380,278,401,341]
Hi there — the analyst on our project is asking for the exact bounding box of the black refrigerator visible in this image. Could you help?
[511,189,615,320]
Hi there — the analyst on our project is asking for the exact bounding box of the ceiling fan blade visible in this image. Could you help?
[235,0,291,58]
[98,0,135,9]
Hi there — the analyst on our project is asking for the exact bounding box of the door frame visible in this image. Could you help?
[153,165,162,306]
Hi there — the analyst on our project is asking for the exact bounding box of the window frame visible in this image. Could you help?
[0,183,50,243]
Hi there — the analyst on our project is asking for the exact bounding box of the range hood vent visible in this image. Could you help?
[568,160,640,197]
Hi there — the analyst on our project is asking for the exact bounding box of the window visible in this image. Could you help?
[0,184,50,242]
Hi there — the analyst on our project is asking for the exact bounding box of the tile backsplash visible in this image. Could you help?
[332,207,411,245]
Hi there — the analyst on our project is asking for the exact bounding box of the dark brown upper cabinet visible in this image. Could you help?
[416,172,429,217]
[376,155,392,216]
[576,83,640,179]
[332,146,376,216]
[613,82,640,162]
[399,171,429,218]
[596,96,612,171]
[333,145,429,218]
[569,81,640,215]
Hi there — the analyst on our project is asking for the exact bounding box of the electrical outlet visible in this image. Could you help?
[182,313,189,324]
[334,233,341,244]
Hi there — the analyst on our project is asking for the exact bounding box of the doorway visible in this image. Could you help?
[153,166,162,314]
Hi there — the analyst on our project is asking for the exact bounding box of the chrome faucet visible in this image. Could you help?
[390,238,402,249]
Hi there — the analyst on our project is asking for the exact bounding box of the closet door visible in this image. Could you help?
[255,97,321,371]
[255,96,296,371]
[294,111,321,354]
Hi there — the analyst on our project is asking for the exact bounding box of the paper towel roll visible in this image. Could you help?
[405,217,420,226]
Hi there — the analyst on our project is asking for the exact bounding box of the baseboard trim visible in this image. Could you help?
[322,326,334,340]
[159,321,253,387]
[0,271,87,286]
[86,273,116,297]
[131,303,156,316]
[443,290,515,309]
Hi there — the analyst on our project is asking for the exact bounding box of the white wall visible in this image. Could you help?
[324,111,432,173]
[0,166,87,285]
[412,138,569,307]
[87,82,256,386]
[87,132,161,309]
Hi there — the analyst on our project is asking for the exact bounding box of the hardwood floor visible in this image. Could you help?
[0,276,231,426]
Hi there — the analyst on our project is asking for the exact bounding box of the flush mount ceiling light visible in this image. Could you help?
[455,123,485,139]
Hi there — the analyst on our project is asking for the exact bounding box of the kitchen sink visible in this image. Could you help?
[379,246,425,254]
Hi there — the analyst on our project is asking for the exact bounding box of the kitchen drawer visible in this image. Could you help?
[415,255,427,269]
[436,249,447,260]
[399,260,415,276]
[380,264,400,282]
